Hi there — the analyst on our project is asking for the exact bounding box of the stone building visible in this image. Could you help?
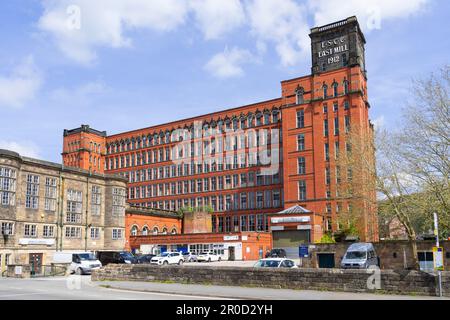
[0,149,127,274]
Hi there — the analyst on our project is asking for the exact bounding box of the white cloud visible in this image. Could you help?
[38,0,189,65]
[36,0,430,70]
[0,140,41,158]
[0,56,42,108]
[204,47,254,78]
[245,0,311,67]
[308,0,429,32]
[190,0,245,40]
[50,80,108,106]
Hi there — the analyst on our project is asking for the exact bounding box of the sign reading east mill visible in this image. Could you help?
[317,36,349,65]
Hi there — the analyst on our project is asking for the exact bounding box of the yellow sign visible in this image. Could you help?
[433,247,444,271]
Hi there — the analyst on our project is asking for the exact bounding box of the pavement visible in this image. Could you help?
[0,275,447,300]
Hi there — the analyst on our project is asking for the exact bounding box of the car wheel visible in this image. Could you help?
[208,257,211,262]
[163,260,168,265]
[178,260,183,265]
[75,268,83,275]
[189,258,194,262]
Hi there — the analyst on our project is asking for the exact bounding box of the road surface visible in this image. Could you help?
[0,275,446,300]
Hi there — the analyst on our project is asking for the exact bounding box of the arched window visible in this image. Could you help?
[296,87,304,104]
[332,82,338,97]
[162,227,168,235]
[323,84,328,99]
[171,228,177,235]
[152,226,159,235]
[264,112,270,125]
[130,225,138,236]
[256,113,262,126]
[142,226,149,236]
[272,110,279,123]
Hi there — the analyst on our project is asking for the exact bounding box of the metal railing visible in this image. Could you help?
[29,264,67,278]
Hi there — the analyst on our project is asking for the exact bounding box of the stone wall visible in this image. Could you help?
[92,264,450,297]
[301,240,450,270]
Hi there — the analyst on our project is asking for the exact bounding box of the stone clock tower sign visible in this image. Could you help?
[310,16,366,75]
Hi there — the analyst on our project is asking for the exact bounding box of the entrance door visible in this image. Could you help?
[317,253,335,268]
[29,253,43,275]
[228,247,235,261]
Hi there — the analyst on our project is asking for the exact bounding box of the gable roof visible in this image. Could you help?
[276,205,311,214]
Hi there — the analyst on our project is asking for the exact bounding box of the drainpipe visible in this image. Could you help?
[58,174,65,251]
[85,172,90,252]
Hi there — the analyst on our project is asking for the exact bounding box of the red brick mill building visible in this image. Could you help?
[62,17,378,259]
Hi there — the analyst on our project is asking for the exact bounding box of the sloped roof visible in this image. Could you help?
[276,205,311,214]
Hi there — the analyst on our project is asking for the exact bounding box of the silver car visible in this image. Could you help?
[183,252,198,262]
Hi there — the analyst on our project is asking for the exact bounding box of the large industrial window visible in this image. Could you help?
[26,174,40,209]
[296,110,304,128]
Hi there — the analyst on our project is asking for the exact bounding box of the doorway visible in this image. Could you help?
[29,253,43,276]
[317,253,335,268]
[228,246,235,261]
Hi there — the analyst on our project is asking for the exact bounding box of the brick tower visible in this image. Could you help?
[62,125,107,174]
[280,16,378,241]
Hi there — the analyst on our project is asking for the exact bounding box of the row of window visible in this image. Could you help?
[212,214,269,233]
[130,225,177,236]
[0,222,123,240]
[128,171,281,198]
[295,79,350,105]
[106,110,282,154]
[296,104,350,130]
[131,190,283,212]
[66,140,102,154]
[106,130,281,171]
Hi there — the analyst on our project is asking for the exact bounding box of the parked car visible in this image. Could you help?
[150,252,184,265]
[197,252,221,262]
[182,252,198,262]
[53,251,102,275]
[253,258,298,269]
[266,248,287,258]
[340,242,379,269]
[136,254,156,264]
[96,251,137,265]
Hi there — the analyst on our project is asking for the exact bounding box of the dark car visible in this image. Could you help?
[266,248,287,258]
[96,251,137,265]
[136,254,156,264]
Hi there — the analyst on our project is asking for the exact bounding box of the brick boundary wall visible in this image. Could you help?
[92,264,450,297]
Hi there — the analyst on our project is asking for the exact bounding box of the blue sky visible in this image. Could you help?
[0,0,448,162]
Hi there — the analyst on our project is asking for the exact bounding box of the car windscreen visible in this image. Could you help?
[158,252,169,257]
[345,251,367,259]
[77,253,96,261]
[254,260,281,268]
[120,252,134,260]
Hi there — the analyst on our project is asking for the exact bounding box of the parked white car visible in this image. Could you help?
[150,252,184,265]
[197,252,221,262]
[53,251,102,275]
[253,258,298,269]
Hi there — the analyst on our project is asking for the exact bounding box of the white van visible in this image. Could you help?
[340,243,379,269]
[53,251,102,275]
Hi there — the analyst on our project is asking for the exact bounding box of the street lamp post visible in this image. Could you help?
[433,212,443,297]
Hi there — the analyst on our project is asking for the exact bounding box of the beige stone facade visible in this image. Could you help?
[0,149,127,273]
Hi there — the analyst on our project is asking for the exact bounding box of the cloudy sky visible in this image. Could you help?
[0,0,448,162]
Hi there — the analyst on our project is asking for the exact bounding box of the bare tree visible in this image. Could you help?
[337,66,450,269]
